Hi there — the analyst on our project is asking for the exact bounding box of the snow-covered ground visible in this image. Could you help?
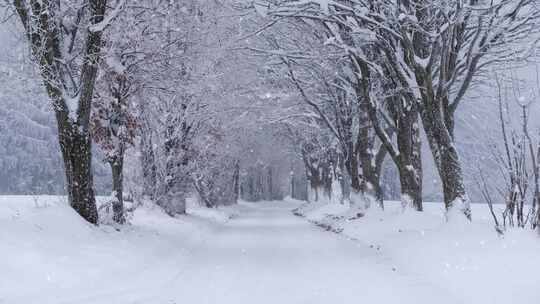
[1,195,237,304]
[1,195,539,303]
[295,199,540,304]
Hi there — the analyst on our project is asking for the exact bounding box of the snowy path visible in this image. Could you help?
[132,202,459,304]
[3,200,465,304]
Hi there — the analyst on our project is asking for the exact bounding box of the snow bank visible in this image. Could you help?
[0,195,239,304]
[295,200,540,304]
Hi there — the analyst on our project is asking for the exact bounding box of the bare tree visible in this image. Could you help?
[480,73,540,230]
[11,0,116,224]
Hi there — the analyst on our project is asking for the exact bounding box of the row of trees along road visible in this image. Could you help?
[7,0,540,232]
[248,0,540,225]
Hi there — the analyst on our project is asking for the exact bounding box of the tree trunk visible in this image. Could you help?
[397,165,422,211]
[140,119,157,199]
[396,112,423,211]
[267,166,273,200]
[110,154,125,224]
[307,164,323,202]
[420,98,471,219]
[371,153,386,208]
[60,127,98,224]
[339,154,352,204]
[348,153,362,199]
[308,169,321,202]
[345,136,361,194]
[344,136,365,206]
[322,163,333,200]
[290,170,295,199]
[232,161,240,202]
[355,73,386,208]
[356,60,422,212]
[302,151,323,203]
[358,156,383,208]
[537,204,540,234]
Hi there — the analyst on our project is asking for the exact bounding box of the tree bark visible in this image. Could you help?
[356,101,385,208]
[537,205,540,234]
[356,60,423,212]
[267,166,273,200]
[307,165,321,202]
[396,111,423,211]
[110,154,125,224]
[365,102,423,211]
[340,117,361,196]
[139,106,157,199]
[302,154,334,203]
[232,161,240,202]
[347,146,361,194]
[420,97,470,218]
[59,126,99,224]
[372,146,387,207]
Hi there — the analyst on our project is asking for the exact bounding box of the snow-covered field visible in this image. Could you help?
[1,195,539,303]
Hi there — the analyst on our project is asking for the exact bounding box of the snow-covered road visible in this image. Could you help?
[135,201,459,304]
[3,198,468,304]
